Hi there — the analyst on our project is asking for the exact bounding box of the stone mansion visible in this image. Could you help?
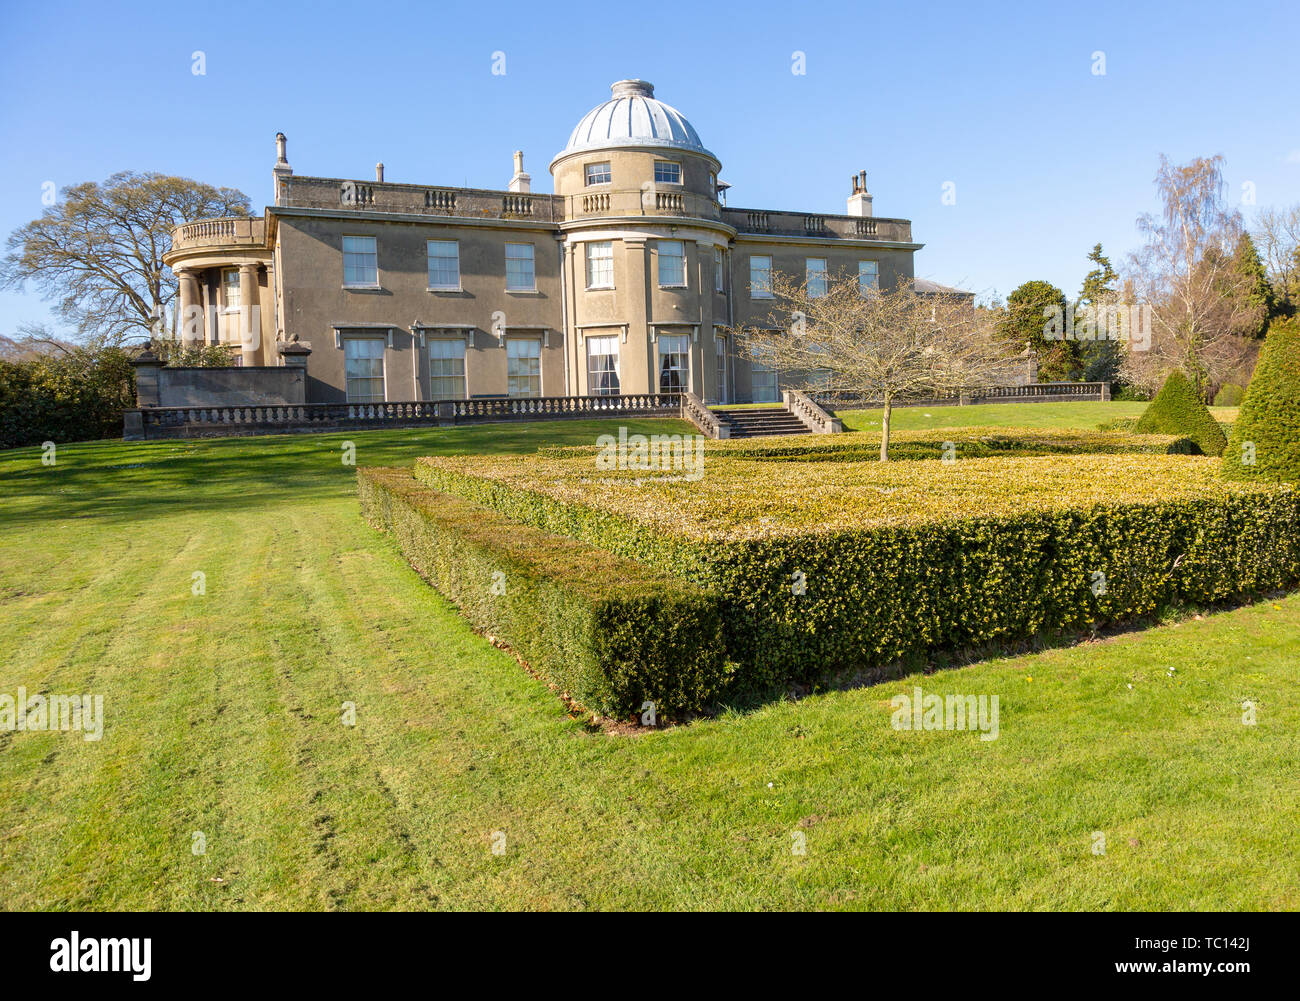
[163,79,930,405]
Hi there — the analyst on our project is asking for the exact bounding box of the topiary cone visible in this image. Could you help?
[1133,368,1228,456]
[1223,318,1300,482]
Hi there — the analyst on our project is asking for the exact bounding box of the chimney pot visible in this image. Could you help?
[375,162,384,183]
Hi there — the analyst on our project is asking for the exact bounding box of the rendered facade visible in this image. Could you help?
[163,79,927,405]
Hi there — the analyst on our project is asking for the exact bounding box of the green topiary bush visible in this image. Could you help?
[1133,369,1227,455]
[357,467,728,716]
[1213,383,1246,407]
[1223,319,1300,483]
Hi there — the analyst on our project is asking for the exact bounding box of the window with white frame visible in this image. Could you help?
[586,335,620,395]
[714,247,724,292]
[654,161,682,184]
[657,240,685,287]
[584,162,611,185]
[427,241,460,290]
[657,334,691,394]
[859,260,879,295]
[507,338,541,397]
[428,338,466,399]
[344,337,385,403]
[585,241,614,289]
[807,258,828,298]
[750,255,773,298]
[342,236,378,287]
[751,344,778,403]
[222,269,240,311]
[715,334,727,402]
[505,243,535,290]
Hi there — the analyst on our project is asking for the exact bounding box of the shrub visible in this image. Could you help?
[357,466,728,716]
[415,453,1300,698]
[1096,417,1138,433]
[541,427,1197,463]
[1213,383,1246,407]
[1134,369,1227,455]
[1223,319,1300,483]
[0,347,135,449]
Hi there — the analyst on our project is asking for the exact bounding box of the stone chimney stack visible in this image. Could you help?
[272,132,293,206]
[847,168,873,218]
[508,150,531,193]
[375,162,385,183]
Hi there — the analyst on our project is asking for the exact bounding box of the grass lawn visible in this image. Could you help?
[1,403,1296,910]
[837,400,1238,433]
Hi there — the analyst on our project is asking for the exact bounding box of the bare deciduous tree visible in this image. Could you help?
[1252,203,1300,312]
[1,172,250,344]
[729,271,1013,460]
[1123,155,1256,399]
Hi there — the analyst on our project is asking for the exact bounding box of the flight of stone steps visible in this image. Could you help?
[710,406,812,438]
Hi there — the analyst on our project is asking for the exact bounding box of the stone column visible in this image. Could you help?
[176,269,201,343]
[238,263,260,366]
[131,351,164,407]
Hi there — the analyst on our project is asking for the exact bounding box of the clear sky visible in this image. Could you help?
[1,0,1296,336]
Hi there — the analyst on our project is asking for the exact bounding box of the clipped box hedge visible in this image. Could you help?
[540,427,1198,464]
[357,467,727,716]
[415,454,1300,698]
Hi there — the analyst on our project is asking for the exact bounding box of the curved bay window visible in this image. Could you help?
[657,334,690,395]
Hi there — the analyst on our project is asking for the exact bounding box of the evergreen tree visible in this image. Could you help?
[998,279,1078,381]
[1076,244,1123,385]
[1231,232,1275,336]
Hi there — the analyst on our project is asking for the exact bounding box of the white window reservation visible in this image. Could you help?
[654,161,682,184]
[750,255,773,299]
[859,260,879,295]
[585,162,611,185]
[344,337,385,403]
[428,339,466,399]
[658,240,686,287]
[586,335,620,396]
[715,334,727,403]
[505,243,535,291]
[342,236,378,287]
[657,334,691,394]
[714,248,724,292]
[807,258,828,298]
[427,241,460,290]
[586,241,614,289]
[507,338,541,397]
[222,268,240,312]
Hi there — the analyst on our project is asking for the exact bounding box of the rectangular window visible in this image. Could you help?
[859,260,879,295]
[750,255,773,298]
[428,338,466,399]
[586,335,620,396]
[658,240,686,287]
[342,236,378,287]
[654,161,682,184]
[584,162,611,185]
[427,240,460,290]
[505,243,535,291]
[715,334,727,403]
[344,337,385,403]
[714,248,724,292]
[751,361,778,403]
[222,269,240,311]
[658,333,691,394]
[585,241,614,289]
[507,338,541,397]
[807,258,828,298]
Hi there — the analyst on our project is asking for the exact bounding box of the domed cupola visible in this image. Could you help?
[552,80,717,168]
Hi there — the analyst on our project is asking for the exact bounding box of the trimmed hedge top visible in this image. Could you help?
[1224,319,1300,484]
[417,452,1265,541]
[1134,369,1228,456]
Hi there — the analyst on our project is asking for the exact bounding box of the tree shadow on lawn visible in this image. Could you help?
[0,419,692,530]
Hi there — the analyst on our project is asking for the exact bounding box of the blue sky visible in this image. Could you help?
[1,0,1297,336]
